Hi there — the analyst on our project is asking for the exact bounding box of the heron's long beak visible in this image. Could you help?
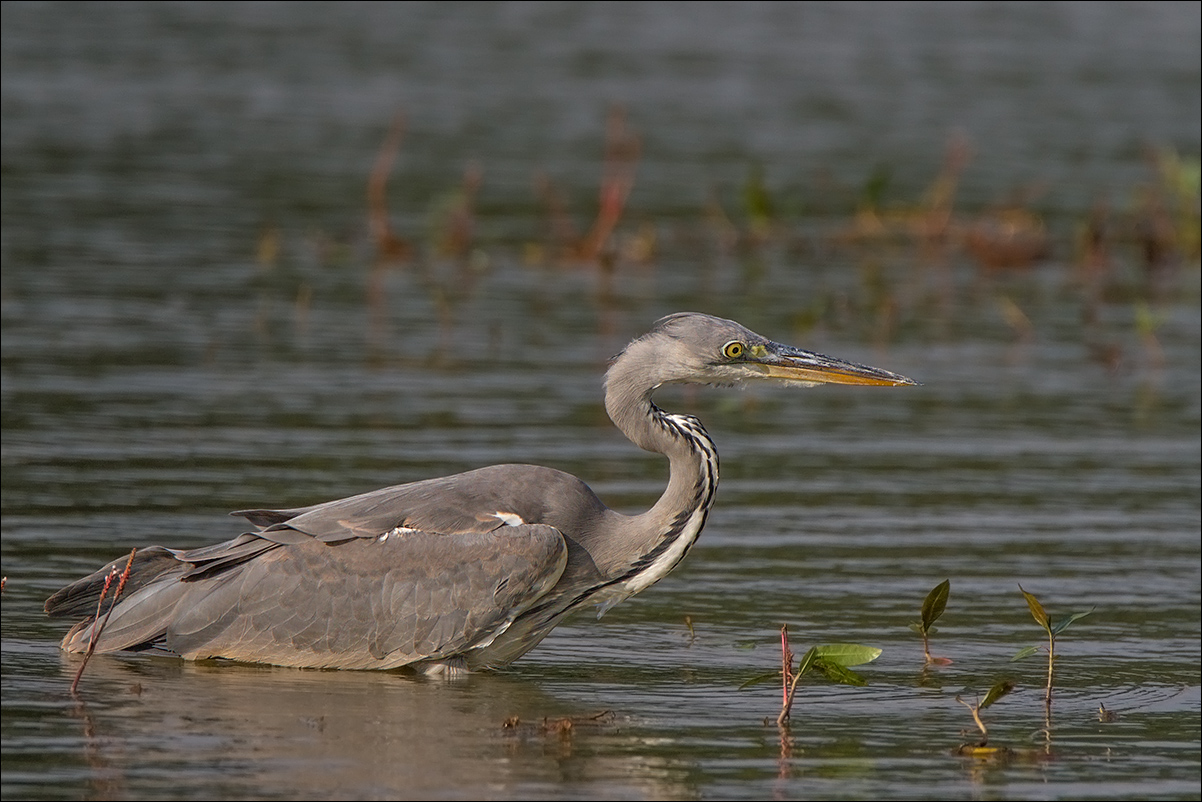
[752,343,918,387]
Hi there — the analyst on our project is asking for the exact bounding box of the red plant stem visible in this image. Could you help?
[368,112,408,259]
[780,625,791,708]
[70,549,136,696]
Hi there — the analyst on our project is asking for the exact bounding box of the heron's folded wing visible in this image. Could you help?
[163,524,566,668]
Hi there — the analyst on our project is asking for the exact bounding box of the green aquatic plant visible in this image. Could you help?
[911,578,951,665]
[1012,585,1093,708]
[742,160,776,239]
[1152,146,1201,261]
[955,679,1016,752]
[741,625,881,726]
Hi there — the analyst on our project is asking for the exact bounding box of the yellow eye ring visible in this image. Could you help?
[722,341,745,360]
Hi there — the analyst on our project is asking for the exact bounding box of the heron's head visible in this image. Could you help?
[620,312,917,390]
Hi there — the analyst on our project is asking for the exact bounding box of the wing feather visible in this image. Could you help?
[160,525,566,669]
[229,464,591,544]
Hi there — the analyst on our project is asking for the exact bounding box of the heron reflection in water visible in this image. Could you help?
[46,313,916,674]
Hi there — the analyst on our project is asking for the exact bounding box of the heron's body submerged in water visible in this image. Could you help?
[46,313,915,674]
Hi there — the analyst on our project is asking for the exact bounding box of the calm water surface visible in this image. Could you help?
[2,3,1200,800]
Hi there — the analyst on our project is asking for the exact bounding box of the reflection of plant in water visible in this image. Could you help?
[1012,585,1093,709]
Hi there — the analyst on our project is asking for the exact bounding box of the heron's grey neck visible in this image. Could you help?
[601,350,719,580]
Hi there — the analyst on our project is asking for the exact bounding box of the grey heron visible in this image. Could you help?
[45,312,916,674]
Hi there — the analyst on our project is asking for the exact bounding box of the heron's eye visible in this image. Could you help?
[722,341,745,360]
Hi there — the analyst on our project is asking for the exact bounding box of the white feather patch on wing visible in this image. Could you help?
[378,526,422,542]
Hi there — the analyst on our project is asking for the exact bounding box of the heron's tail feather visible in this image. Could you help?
[45,533,287,655]
[44,547,180,619]
[45,547,189,654]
